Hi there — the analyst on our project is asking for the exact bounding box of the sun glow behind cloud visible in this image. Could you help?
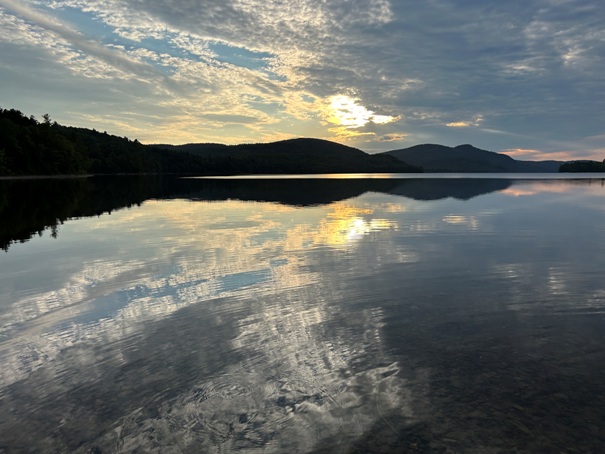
[1,0,605,156]
[323,95,397,129]
[318,94,399,142]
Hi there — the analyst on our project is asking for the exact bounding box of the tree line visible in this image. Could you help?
[0,107,248,176]
[0,108,166,175]
[559,160,605,172]
[0,107,421,176]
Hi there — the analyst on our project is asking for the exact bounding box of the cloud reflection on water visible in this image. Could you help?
[0,195,421,452]
[2,178,605,451]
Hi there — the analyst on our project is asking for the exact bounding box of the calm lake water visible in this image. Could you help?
[2,175,605,452]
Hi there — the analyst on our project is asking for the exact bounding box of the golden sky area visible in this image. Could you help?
[1,0,604,159]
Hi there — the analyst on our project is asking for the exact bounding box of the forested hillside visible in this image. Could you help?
[154,138,422,174]
[0,108,166,175]
[559,161,605,172]
[0,108,420,176]
[382,144,562,173]
[0,109,89,175]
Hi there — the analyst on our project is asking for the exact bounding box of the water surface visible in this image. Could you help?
[2,175,605,452]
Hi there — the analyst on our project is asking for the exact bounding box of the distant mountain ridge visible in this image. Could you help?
[3,106,598,176]
[382,143,562,173]
[152,138,423,174]
[159,140,579,174]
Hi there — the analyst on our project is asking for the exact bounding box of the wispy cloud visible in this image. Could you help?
[377,133,408,142]
[1,0,161,80]
[505,148,605,162]
[446,115,483,128]
[0,0,604,157]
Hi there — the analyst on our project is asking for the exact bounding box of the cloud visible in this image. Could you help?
[327,126,376,143]
[320,95,398,129]
[202,114,261,124]
[377,133,408,142]
[503,147,604,162]
[0,0,160,80]
[446,121,471,128]
[0,0,604,157]
[446,115,483,128]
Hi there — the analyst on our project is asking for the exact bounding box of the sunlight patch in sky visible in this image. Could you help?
[446,121,472,128]
[327,126,375,142]
[323,95,397,129]
[1,0,605,157]
[446,115,483,129]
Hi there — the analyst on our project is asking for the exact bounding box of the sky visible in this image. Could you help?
[0,0,604,159]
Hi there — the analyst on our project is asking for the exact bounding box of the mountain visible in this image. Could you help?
[152,138,422,174]
[3,106,583,176]
[0,107,420,176]
[382,144,562,173]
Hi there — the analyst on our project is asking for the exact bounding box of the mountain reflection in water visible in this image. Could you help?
[0,175,512,251]
[1,175,605,452]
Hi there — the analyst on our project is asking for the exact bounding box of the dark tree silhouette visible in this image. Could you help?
[559,161,605,172]
[0,106,421,176]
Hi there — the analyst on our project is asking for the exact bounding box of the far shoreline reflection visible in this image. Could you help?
[2,174,604,251]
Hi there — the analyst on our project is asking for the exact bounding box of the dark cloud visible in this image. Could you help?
[0,0,604,156]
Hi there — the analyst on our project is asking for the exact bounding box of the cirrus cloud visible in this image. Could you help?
[0,0,603,158]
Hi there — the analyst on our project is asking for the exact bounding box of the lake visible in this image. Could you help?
[2,174,605,452]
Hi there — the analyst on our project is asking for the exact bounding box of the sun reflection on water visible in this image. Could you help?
[4,178,605,451]
[0,193,423,452]
[0,197,405,401]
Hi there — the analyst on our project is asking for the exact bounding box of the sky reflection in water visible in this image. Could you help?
[2,177,605,452]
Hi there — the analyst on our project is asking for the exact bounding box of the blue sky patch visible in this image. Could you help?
[208,42,273,71]
[53,6,117,43]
